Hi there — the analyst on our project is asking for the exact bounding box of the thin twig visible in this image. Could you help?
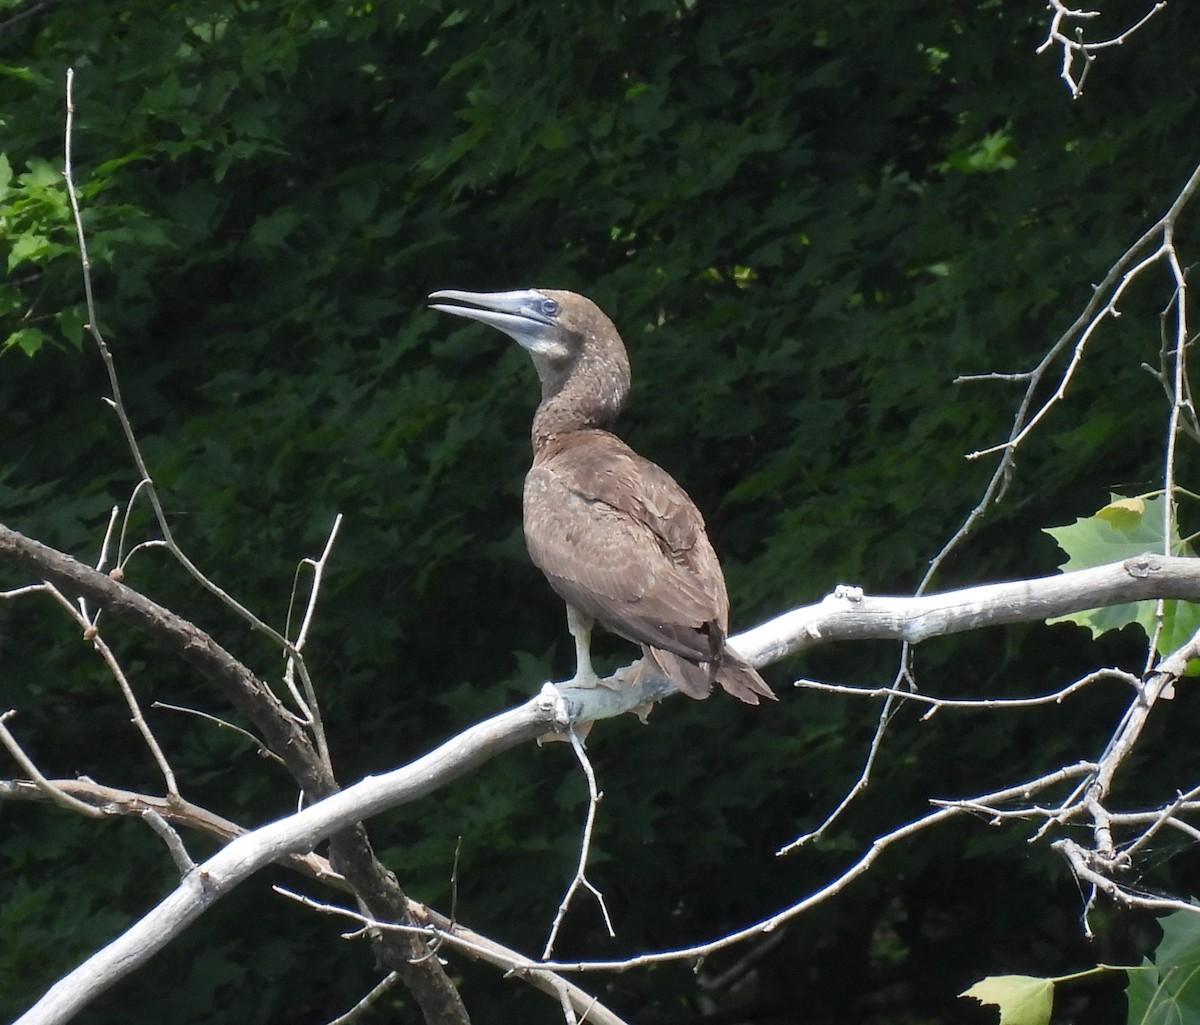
[1056,837,1200,929]
[792,668,1135,712]
[543,728,615,959]
[779,690,900,854]
[0,583,49,600]
[450,836,462,926]
[1036,1,1167,98]
[0,776,343,883]
[274,886,633,1025]
[94,505,120,579]
[91,630,180,796]
[39,581,180,796]
[913,159,1200,616]
[0,711,106,818]
[140,809,196,876]
[152,701,286,765]
[698,929,788,993]
[115,478,156,567]
[1117,784,1200,865]
[282,513,343,768]
[0,0,57,36]
[323,972,401,1025]
[62,69,324,723]
[278,764,1092,976]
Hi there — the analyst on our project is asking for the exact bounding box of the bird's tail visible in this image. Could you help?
[714,644,776,705]
[645,647,713,699]
[645,644,776,705]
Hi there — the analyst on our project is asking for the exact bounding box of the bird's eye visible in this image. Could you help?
[540,298,560,318]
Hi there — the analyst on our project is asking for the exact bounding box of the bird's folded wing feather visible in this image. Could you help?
[523,436,729,660]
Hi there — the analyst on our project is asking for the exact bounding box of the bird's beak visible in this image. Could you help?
[429,289,562,355]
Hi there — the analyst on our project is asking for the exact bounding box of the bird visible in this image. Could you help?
[428,287,775,705]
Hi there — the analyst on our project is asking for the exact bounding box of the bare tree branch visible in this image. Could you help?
[269,765,1094,979]
[0,520,323,790]
[280,889,635,1025]
[1,770,632,1025]
[57,72,475,1020]
[33,579,181,797]
[151,701,287,765]
[734,553,1200,664]
[792,667,1138,714]
[10,690,563,1025]
[8,70,1198,1015]
[0,522,471,1020]
[1037,1,1167,98]
[12,502,1200,1022]
[62,68,323,727]
[0,776,343,883]
[8,515,1199,731]
[923,155,1200,604]
[0,0,57,36]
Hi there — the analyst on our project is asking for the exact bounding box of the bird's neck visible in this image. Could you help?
[531,355,628,451]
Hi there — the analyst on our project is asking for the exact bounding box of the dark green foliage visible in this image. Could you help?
[1,1,1196,1022]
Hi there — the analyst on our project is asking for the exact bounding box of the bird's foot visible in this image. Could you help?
[563,665,624,692]
[613,660,655,723]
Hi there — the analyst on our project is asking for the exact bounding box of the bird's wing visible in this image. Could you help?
[523,435,729,662]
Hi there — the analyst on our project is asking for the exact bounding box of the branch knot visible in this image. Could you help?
[1123,552,1162,579]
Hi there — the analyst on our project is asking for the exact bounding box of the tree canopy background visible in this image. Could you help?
[1,1,1197,1022]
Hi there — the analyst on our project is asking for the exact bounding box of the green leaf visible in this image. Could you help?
[1044,495,1200,655]
[249,207,299,248]
[1126,910,1200,1024]
[1126,959,1160,1025]
[0,63,47,85]
[19,157,62,190]
[940,130,1018,174]
[7,232,51,271]
[960,975,1054,1025]
[1045,495,1182,571]
[4,326,49,356]
[55,305,89,350]
[1154,909,1200,971]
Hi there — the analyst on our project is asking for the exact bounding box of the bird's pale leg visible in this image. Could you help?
[565,606,602,688]
[563,607,627,693]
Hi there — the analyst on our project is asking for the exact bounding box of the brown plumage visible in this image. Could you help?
[428,287,774,705]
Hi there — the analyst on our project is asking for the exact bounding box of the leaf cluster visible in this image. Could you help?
[962,908,1200,1025]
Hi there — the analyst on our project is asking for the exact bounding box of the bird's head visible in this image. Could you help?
[429,288,630,420]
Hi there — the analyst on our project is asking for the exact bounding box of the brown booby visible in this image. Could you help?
[429,288,775,705]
